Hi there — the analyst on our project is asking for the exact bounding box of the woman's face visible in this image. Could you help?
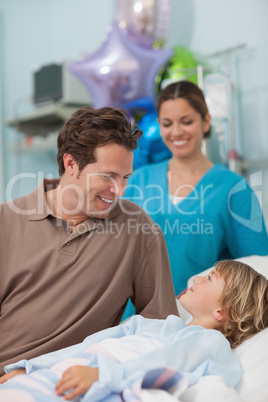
[158,98,210,159]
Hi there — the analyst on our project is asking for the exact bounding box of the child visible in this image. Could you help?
[1,260,267,401]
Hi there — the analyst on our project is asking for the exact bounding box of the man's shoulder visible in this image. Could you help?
[0,180,47,219]
[0,195,28,216]
[118,198,154,219]
[117,198,162,233]
[119,197,144,210]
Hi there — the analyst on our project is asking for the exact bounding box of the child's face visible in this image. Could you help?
[180,269,225,320]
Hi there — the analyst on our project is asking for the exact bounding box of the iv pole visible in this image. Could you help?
[204,44,247,174]
[163,44,246,173]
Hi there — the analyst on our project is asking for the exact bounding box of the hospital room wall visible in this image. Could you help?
[0,0,115,202]
[0,0,268,224]
[0,11,3,202]
[186,0,268,224]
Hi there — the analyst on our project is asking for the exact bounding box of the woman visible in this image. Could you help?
[0,260,267,401]
[124,80,268,296]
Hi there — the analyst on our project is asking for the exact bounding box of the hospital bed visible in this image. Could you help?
[172,254,268,402]
[1,255,267,402]
[141,255,268,402]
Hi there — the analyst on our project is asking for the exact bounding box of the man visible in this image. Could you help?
[0,106,178,375]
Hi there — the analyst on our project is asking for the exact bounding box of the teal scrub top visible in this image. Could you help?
[124,160,268,296]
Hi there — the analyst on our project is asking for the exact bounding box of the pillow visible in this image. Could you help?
[234,328,268,402]
[233,254,268,279]
[178,255,268,401]
[176,299,192,324]
[187,255,268,288]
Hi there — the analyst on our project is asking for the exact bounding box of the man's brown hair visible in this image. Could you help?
[57,106,142,176]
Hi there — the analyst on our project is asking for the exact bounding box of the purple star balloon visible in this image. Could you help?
[68,21,173,109]
[115,0,171,48]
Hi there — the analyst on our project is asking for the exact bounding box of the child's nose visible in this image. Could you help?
[194,276,200,284]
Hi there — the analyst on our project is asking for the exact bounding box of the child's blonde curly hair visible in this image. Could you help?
[215,260,268,348]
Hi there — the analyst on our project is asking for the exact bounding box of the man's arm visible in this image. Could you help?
[131,228,178,319]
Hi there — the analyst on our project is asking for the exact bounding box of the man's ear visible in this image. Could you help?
[213,308,227,323]
[63,154,77,176]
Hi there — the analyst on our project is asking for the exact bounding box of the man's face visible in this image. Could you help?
[66,143,133,219]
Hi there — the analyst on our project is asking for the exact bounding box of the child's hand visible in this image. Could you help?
[55,365,99,400]
[0,369,26,384]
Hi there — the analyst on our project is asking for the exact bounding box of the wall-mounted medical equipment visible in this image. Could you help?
[33,61,92,106]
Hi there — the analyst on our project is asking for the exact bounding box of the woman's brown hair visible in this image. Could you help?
[156,80,211,138]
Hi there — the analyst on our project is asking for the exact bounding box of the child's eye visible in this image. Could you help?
[207,275,211,282]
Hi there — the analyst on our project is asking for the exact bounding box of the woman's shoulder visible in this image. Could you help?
[210,163,246,184]
[133,159,169,175]
[129,160,170,184]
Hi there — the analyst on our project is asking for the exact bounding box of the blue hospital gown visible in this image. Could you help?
[3,315,242,401]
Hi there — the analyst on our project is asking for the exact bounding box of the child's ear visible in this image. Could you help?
[213,308,227,323]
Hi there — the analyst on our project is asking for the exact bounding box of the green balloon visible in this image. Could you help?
[157,46,199,91]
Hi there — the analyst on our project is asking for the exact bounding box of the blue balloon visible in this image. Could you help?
[124,97,156,115]
[134,111,172,169]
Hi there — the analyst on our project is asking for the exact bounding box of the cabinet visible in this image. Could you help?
[6,103,80,136]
